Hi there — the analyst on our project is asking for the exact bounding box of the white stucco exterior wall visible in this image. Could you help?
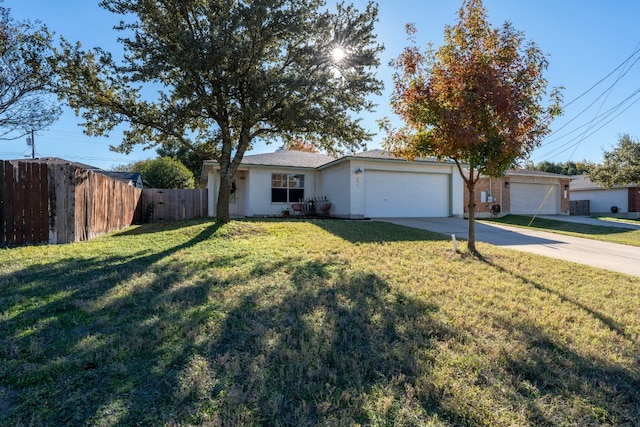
[317,162,353,217]
[243,167,320,216]
[571,188,629,213]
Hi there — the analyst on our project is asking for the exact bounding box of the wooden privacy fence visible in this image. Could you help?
[0,160,143,246]
[0,161,49,245]
[1,159,209,246]
[74,169,143,241]
[142,188,207,222]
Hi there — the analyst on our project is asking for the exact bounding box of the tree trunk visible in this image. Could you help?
[214,130,249,223]
[215,167,236,223]
[216,179,231,223]
[466,181,477,253]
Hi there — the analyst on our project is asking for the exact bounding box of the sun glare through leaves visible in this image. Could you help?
[331,46,346,63]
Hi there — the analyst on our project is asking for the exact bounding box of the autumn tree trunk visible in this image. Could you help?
[466,181,477,253]
[383,0,561,257]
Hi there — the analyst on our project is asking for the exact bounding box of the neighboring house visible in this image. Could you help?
[22,157,145,188]
[98,171,144,189]
[20,156,100,171]
[570,175,640,218]
[465,170,571,217]
[201,149,465,218]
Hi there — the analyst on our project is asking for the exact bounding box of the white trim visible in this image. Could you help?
[207,170,216,217]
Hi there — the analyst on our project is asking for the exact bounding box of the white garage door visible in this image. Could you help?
[364,171,449,217]
[510,183,559,214]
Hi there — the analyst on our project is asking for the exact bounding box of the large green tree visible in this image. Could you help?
[589,134,640,188]
[156,141,204,183]
[55,0,383,222]
[381,0,560,253]
[129,157,195,189]
[530,160,594,176]
[0,2,60,139]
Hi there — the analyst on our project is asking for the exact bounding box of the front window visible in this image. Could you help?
[271,173,304,203]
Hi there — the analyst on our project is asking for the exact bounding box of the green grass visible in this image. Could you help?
[593,216,640,226]
[1,219,639,426]
[482,215,640,247]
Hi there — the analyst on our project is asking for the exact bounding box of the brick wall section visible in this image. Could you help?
[629,187,640,212]
[463,175,571,216]
[503,177,512,213]
[463,177,509,216]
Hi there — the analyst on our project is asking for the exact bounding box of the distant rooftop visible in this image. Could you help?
[506,169,571,178]
[11,157,100,171]
[569,174,637,190]
[99,171,144,188]
[6,157,144,187]
[240,150,335,168]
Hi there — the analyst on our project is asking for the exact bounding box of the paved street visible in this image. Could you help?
[378,217,640,277]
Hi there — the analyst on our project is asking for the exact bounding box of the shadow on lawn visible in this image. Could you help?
[0,222,226,425]
[0,243,459,425]
[313,219,449,244]
[471,252,631,340]
[472,253,640,425]
[2,220,639,425]
[499,320,640,426]
[111,217,217,237]
[202,261,455,425]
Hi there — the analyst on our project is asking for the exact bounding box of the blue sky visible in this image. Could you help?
[2,0,640,170]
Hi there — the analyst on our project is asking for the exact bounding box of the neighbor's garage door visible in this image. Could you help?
[364,171,449,217]
[510,183,559,214]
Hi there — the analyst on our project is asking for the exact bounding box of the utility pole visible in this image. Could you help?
[26,129,35,159]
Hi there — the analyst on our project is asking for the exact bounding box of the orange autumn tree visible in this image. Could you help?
[381,0,561,253]
[283,138,320,153]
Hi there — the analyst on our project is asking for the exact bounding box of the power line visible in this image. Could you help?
[532,42,640,163]
[567,45,640,159]
[560,42,640,109]
[539,53,640,147]
[532,86,640,161]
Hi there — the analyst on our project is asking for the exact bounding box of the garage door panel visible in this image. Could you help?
[511,183,558,214]
[364,171,449,217]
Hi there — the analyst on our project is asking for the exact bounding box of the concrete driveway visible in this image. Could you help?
[378,217,640,277]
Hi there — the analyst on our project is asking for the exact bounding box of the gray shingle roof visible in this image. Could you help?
[351,149,442,162]
[241,150,335,168]
[569,175,598,190]
[12,157,100,171]
[98,171,144,187]
[568,174,636,190]
[506,169,569,178]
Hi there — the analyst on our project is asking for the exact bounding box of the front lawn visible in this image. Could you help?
[594,216,640,226]
[482,215,640,247]
[1,219,638,426]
